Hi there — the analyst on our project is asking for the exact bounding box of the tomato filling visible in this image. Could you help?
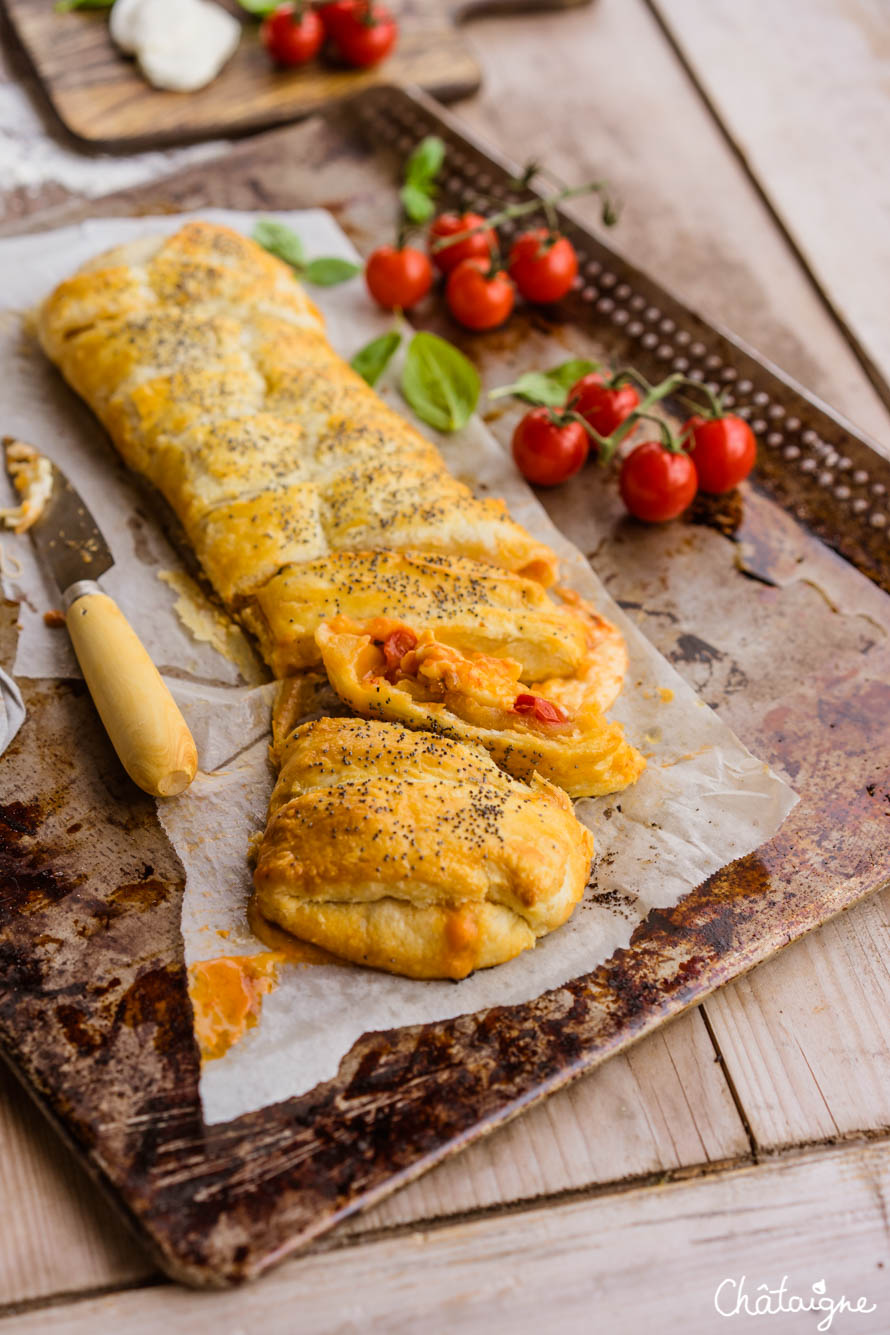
[512,693,569,725]
[358,622,575,736]
[381,627,418,681]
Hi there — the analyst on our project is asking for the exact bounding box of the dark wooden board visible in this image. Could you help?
[3,0,591,150]
[1,87,889,1287]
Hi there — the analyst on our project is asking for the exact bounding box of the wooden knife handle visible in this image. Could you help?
[64,583,198,798]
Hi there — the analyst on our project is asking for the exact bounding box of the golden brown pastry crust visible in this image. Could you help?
[40,222,645,977]
[254,716,594,979]
[38,222,557,601]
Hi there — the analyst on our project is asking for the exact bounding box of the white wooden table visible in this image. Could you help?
[1,1,889,1330]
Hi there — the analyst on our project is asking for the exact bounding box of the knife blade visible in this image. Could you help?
[28,457,114,594]
[4,441,197,798]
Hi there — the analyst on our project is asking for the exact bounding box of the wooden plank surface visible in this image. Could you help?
[652,0,890,410]
[704,891,890,1149]
[4,1138,890,1333]
[0,0,889,1317]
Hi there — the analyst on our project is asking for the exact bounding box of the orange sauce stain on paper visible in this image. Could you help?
[188,953,284,1061]
[189,904,352,1062]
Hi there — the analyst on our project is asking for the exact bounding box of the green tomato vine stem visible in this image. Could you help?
[429,181,614,254]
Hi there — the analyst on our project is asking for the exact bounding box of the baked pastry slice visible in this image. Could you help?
[240,548,596,678]
[314,619,645,799]
[253,715,595,979]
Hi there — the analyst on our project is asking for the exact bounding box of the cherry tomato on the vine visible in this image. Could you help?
[316,0,358,37]
[683,414,756,494]
[511,407,589,487]
[365,246,433,310]
[428,213,497,275]
[325,0,397,67]
[508,228,578,304]
[570,372,641,440]
[619,441,698,523]
[262,3,324,66]
[445,257,515,331]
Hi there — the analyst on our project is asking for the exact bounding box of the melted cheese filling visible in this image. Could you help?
[345,618,576,737]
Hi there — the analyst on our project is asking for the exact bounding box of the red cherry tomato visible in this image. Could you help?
[261,3,324,66]
[513,693,569,725]
[327,1,397,67]
[619,441,698,523]
[508,229,578,304]
[365,246,433,310]
[683,414,757,494]
[429,213,497,275]
[570,372,641,439]
[511,407,589,487]
[445,258,515,331]
[316,0,358,38]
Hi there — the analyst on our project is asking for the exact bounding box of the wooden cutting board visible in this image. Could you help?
[3,0,591,149]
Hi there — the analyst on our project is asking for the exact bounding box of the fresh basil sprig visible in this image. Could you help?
[350,331,402,387]
[401,331,480,432]
[399,136,445,225]
[55,0,113,10]
[252,220,361,287]
[235,0,279,13]
[489,359,599,407]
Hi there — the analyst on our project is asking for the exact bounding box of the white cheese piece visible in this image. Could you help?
[108,0,145,53]
[110,0,241,93]
[0,441,53,534]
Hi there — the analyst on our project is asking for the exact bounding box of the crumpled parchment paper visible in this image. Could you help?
[0,210,797,1126]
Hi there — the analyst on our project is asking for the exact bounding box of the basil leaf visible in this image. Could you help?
[236,0,278,12]
[546,359,599,394]
[401,331,480,433]
[252,220,306,270]
[55,0,113,9]
[405,136,445,189]
[303,257,362,286]
[351,331,402,387]
[489,358,599,406]
[399,136,444,223]
[400,183,436,224]
[489,372,567,407]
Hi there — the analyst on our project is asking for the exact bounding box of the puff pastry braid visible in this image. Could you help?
[38,222,556,600]
[253,715,594,979]
[39,221,644,801]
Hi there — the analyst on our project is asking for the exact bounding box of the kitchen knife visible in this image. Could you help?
[7,445,198,797]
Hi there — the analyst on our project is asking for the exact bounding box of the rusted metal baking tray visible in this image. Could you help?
[1,86,888,1287]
